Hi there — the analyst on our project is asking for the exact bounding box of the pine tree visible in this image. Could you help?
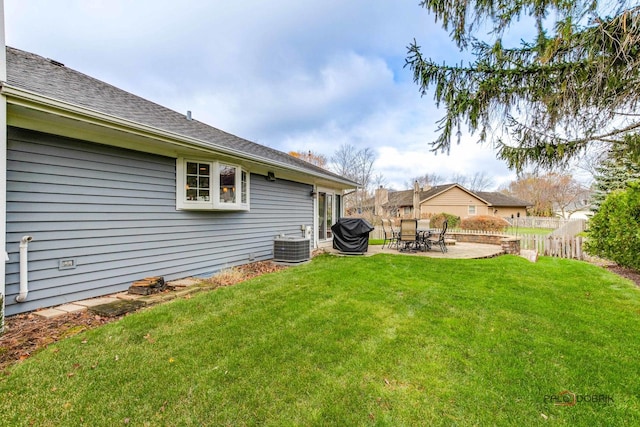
[592,135,640,211]
[407,1,640,171]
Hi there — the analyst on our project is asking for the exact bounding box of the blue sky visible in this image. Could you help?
[4,0,520,190]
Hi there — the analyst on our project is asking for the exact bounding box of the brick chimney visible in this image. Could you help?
[374,186,389,216]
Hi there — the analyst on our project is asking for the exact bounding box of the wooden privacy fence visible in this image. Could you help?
[519,234,586,260]
[369,226,384,240]
[506,216,569,229]
[550,219,586,237]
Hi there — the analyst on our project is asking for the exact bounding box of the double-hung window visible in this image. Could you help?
[177,158,250,210]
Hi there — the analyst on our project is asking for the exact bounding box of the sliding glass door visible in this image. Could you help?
[318,192,332,240]
[318,191,341,241]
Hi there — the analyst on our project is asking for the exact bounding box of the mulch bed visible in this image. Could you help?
[605,265,640,287]
[1,259,638,373]
[1,311,119,374]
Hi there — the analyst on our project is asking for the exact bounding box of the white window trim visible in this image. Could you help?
[468,205,477,215]
[176,157,250,211]
[316,188,343,243]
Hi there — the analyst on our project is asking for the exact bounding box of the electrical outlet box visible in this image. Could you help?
[59,259,77,270]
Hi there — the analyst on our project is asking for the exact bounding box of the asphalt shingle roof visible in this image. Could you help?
[4,46,355,186]
[372,184,532,208]
[384,184,455,207]
[473,191,532,207]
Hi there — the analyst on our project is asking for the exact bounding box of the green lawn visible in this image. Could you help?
[506,226,553,235]
[1,254,639,426]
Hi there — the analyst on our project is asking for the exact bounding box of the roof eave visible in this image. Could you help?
[1,83,358,189]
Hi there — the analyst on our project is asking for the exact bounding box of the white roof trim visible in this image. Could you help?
[1,83,357,188]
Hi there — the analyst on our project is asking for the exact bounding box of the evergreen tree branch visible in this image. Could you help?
[407,2,640,171]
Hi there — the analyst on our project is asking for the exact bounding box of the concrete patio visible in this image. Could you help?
[325,241,505,259]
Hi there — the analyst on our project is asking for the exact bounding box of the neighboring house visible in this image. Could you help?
[554,198,594,220]
[372,184,531,219]
[0,46,356,316]
[551,187,594,220]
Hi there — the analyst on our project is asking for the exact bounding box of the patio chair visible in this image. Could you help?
[399,219,418,252]
[427,219,448,253]
[389,218,400,240]
[381,218,398,249]
[416,219,431,251]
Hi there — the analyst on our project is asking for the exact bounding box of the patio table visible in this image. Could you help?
[416,229,432,251]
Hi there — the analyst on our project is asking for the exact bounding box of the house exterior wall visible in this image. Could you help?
[420,187,489,218]
[5,127,313,315]
[493,207,527,219]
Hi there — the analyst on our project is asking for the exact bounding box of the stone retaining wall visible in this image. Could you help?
[448,233,506,245]
[448,232,521,255]
[500,237,521,255]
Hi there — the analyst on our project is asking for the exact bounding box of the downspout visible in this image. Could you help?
[15,236,32,302]
[0,0,7,333]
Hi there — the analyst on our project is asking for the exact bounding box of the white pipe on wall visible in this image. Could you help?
[15,236,33,302]
[0,0,8,332]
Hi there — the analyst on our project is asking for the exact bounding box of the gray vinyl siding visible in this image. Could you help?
[5,127,313,315]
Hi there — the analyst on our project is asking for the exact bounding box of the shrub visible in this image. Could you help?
[585,181,640,270]
[429,212,460,228]
[460,215,510,232]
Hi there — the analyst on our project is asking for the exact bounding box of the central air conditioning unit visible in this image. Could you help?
[273,236,311,263]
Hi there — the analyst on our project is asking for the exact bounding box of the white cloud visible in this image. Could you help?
[5,0,518,191]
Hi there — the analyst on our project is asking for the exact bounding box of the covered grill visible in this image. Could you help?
[331,218,374,253]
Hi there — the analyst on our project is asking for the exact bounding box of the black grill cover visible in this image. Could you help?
[331,218,375,253]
